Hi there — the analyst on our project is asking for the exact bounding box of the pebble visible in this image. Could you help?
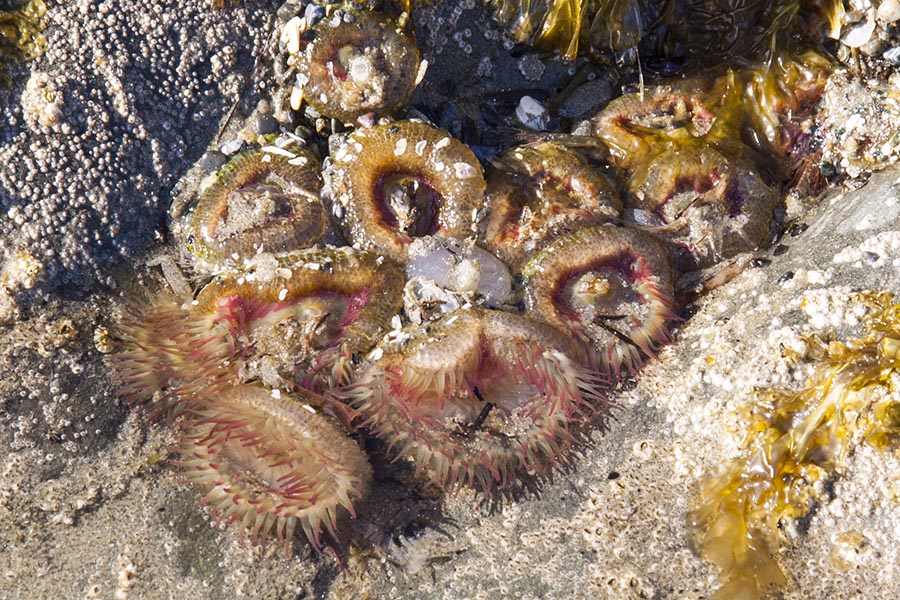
[878,0,900,23]
[255,115,279,135]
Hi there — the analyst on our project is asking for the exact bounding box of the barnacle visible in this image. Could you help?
[690,292,900,600]
[290,8,421,123]
[480,141,622,269]
[521,225,677,375]
[345,308,606,496]
[326,120,485,264]
[625,144,778,270]
[0,0,46,87]
[193,247,405,388]
[177,382,372,553]
[183,147,326,270]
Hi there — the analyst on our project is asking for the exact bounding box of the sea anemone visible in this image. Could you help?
[625,144,779,271]
[182,147,326,271]
[521,225,678,375]
[480,141,623,270]
[290,8,421,123]
[111,292,236,421]
[326,119,486,264]
[176,382,372,553]
[344,308,607,496]
[192,247,405,389]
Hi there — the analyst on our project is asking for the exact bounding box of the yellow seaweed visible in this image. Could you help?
[690,292,900,599]
[0,0,46,87]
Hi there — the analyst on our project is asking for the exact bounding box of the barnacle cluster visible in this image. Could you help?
[690,292,900,599]
[0,0,46,87]
[109,0,840,556]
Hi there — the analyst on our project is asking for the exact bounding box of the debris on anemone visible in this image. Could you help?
[181,146,326,272]
[690,292,900,600]
[192,247,405,389]
[286,6,421,123]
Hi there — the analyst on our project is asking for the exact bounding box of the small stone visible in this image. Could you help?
[198,150,227,174]
[516,96,549,131]
[255,114,279,135]
[220,138,244,156]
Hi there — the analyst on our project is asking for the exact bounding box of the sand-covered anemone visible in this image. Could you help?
[522,225,678,375]
[480,141,622,270]
[326,120,486,263]
[182,147,326,270]
[192,247,405,388]
[625,144,779,270]
[177,382,372,553]
[289,8,421,123]
[344,308,607,495]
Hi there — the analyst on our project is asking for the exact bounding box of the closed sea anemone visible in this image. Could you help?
[326,119,486,264]
[625,144,778,270]
[290,8,421,123]
[522,225,678,375]
[344,308,607,496]
[183,147,326,271]
[480,141,622,270]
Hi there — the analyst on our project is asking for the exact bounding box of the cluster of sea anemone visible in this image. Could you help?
[110,0,836,556]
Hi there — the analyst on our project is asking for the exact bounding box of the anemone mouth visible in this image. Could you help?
[373,170,442,239]
[296,10,421,122]
[185,148,325,268]
[345,309,607,496]
[176,383,372,553]
[522,225,678,375]
[328,120,485,263]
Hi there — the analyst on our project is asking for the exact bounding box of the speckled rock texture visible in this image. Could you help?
[5,0,900,599]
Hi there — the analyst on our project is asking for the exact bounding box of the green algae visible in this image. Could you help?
[0,0,46,87]
[690,292,900,599]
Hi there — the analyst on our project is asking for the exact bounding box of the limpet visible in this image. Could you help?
[293,9,421,123]
[480,141,622,269]
[345,309,606,495]
[327,120,485,263]
[177,382,372,552]
[522,225,678,375]
[184,147,326,269]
